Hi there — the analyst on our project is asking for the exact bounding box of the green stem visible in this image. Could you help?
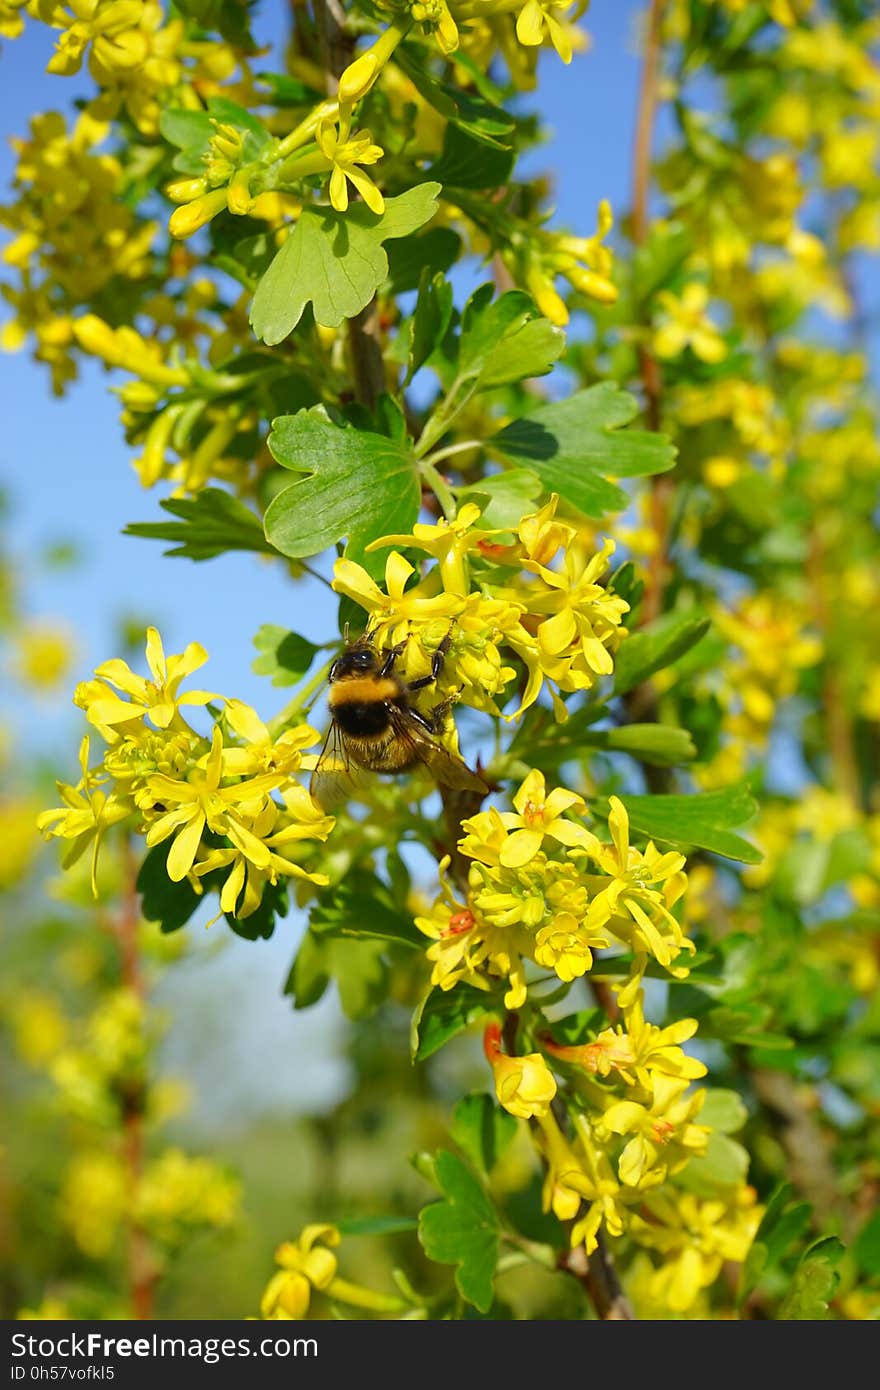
[325,1276,408,1313]
[420,439,483,469]
[418,457,457,519]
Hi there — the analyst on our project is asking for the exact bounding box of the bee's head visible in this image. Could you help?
[330,642,379,682]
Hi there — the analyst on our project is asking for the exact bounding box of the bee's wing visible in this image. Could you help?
[310,719,365,810]
[389,707,488,795]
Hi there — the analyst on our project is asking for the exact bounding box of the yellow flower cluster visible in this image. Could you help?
[417,772,692,1009]
[38,628,334,922]
[61,1145,239,1257]
[333,496,629,722]
[0,111,157,393]
[695,592,821,787]
[483,994,761,1311]
[30,0,184,135]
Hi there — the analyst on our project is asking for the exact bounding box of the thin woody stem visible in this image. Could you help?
[118,836,154,1321]
[316,0,386,410]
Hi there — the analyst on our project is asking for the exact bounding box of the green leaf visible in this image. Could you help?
[411,983,501,1061]
[408,270,454,382]
[490,384,676,519]
[256,71,322,105]
[174,0,256,49]
[677,1132,750,1196]
[418,1150,499,1312]
[613,611,712,694]
[698,1088,748,1134]
[395,47,514,146]
[417,287,564,457]
[457,469,543,532]
[264,410,419,562]
[206,96,271,147]
[632,221,692,304]
[250,184,441,344]
[125,488,276,561]
[451,1094,518,1178]
[159,106,215,175]
[309,872,424,950]
[738,1183,812,1305]
[252,626,321,687]
[778,1237,844,1320]
[428,122,515,189]
[543,1008,605,1045]
[611,783,761,864]
[583,723,697,767]
[284,929,389,1019]
[460,286,564,389]
[853,1209,880,1277]
[137,845,201,934]
[284,928,330,1009]
[385,228,461,295]
[160,107,213,151]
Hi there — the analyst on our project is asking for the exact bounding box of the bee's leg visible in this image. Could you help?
[407,632,453,692]
[422,696,455,735]
[378,640,407,678]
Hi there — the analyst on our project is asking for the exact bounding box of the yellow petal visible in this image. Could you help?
[499,827,544,868]
[166,811,206,881]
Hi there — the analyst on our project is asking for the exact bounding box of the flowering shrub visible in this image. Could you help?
[3,0,879,1321]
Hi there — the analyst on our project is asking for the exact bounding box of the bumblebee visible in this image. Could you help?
[310,632,487,807]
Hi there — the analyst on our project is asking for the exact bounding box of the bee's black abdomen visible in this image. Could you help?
[333,700,392,737]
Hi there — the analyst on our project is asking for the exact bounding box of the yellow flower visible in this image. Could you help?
[168,188,229,239]
[483,1023,557,1119]
[221,701,318,778]
[630,1188,762,1313]
[316,108,385,215]
[497,768,597,868]
[653,283,727,363]
[370,503,492,598]
[536,1109,594,1222]
[333,551,464,648]
[411,0,458,53]
[515,0,576,63]
[581,797,692,985]
[0,0,27,39]
[415,859,533,1008]
[135,1149,240,1243]
[14,622,76,689]
[143,728,285,882]
[596,1074,708,1188]
[37,737,130,893]
[702,455,741,489]
[75,627,215,735]
[61,1150,128,1258]
[191,783,333,918]
[261,1225,341,1320]
[337,18,411,103]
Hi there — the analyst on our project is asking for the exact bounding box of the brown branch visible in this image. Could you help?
[117,837,155,1320]
[632,0,669,626]
[563,1237,635,1320]
[316,0,386,409]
